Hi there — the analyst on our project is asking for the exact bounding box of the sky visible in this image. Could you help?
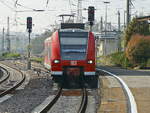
[0,0,149,34]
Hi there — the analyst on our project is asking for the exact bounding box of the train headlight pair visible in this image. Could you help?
[87,60,93,64]
[54,60,60,64]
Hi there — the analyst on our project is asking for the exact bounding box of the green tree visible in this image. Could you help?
[124,18,149,46]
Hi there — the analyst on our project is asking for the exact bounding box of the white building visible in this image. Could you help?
[95,31,119,56]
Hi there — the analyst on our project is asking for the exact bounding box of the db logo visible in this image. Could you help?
[70,61,77,65]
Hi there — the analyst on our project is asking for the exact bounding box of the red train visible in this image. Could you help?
[44,23,98,88]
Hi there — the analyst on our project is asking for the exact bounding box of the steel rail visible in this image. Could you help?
[0,66,10,84]
[15,61,48,73]
[39,87,62,113]
[0,63,26,98]
[77,88,88,113]
[97,68,138,113]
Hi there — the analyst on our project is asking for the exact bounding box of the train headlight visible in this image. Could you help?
[54,60,60,64]
[87,60,93,64]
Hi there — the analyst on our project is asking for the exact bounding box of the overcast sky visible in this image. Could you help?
[0,0,149,34]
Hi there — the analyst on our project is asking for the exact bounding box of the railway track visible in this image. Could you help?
[0,62,26,98]
[9,60,89,113]
[77,88,88,113]
[33,86,88,113]
[97,68,138,113]
[1,60,90,113]
[14,60,49,74]
[0,66,10,84]
[39,87,62,113]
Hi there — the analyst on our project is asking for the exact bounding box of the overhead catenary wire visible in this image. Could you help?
[15,3,37,10]
[0,0,15,11]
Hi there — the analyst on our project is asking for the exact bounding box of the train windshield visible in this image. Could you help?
[59,30,88,60]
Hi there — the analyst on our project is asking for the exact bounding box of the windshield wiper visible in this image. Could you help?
[62,49,86,53]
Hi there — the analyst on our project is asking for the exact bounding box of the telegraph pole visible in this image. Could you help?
[6,17,10,52]
[126,0,130,26]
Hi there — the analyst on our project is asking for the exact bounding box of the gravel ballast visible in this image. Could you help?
[0,71,54,113]
[0,60,101,113]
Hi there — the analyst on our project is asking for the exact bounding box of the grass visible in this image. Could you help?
[97,52,132,68]
[30,57,43,63]
[1,52,21,59]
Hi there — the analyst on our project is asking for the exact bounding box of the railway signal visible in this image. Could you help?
[27,17,32,33]
[26,17,32,69]
[88,6,95,22]
[88,6,95,31]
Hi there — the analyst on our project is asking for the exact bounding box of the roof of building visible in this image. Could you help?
[94,31,118,39]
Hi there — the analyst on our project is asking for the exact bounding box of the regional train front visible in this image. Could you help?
[44,24,98,88]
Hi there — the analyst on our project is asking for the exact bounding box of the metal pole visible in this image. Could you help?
[126,0,130,26]
[2,28,5,52]
[90,24,93,31]
[118,10,120,32]
[77,0,82,23]
[27,32,31,69]
[105,3,107,35]
[7,17,10,52]
[103,1,110,56]
[118,10,121,52]
[124,10,126,28]
[104,3,107,56]
[100,17,103,32]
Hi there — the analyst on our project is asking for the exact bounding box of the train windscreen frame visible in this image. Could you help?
[59,29,88,60]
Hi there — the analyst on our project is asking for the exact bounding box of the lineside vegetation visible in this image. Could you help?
[98,18,150,69]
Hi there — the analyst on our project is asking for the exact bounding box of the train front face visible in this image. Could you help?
[51,29,97,88]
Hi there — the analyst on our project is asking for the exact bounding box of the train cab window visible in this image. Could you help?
[59,30,88,60]
[60,38,87,45]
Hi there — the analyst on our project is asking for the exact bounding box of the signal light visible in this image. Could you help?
[88,6,95,22]
[27,17,32,32]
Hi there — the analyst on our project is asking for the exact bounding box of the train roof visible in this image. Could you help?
[60,23,85,29]
[59,29,88,33]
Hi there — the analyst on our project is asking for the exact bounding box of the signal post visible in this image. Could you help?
[27,17,32,70]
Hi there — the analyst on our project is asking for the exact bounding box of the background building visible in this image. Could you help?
[95,31,119,56]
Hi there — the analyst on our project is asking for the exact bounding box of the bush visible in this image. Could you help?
[126,34,150,67]
[110,52,132,68]
[97,52,133,68]
[110,52,124,66]
[97,55,112,66]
